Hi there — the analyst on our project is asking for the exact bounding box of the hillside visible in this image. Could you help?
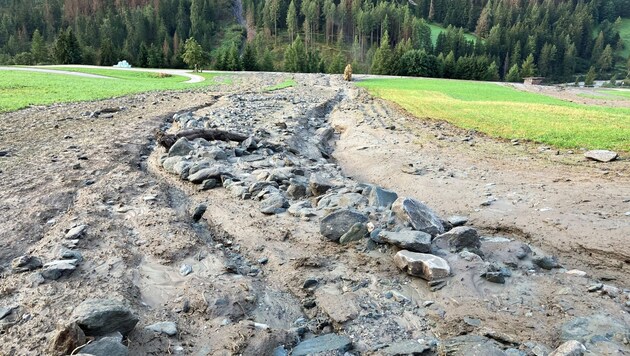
[0,0,629,82]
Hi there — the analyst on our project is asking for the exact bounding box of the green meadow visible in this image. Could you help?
[357,77,630,151]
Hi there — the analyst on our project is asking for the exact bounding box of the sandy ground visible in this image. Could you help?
[0,73,628,355]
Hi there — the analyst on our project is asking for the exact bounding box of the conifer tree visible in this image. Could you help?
[370,30,392,75]
[584,66,596,86]
[520,53,536,77]
[31,29,48,64]
[506,64,521,82]
[182,37,204,72]
[242,43,257,71]
[286,0,298,42]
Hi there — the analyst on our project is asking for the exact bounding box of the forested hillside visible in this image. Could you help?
[1,0,630,82]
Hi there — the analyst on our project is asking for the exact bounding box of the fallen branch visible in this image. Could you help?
[156,129,249,150]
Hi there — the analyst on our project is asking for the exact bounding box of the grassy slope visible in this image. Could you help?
[618,18,630,59]
[357,77,630,151]
[265,79,297,92]
[428,23,478,45]
[0,68,222,113]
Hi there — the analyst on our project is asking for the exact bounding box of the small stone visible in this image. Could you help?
[391,197,444,236]
[191,204,207,222]
[584,150,618,162]
[47,322,87,355]
[65,225,87,239]
[339,223,368,244]
[188,166,229,184]
[303,278,319,289]
[309,174,334,196]
[464,316,482,327]
[319,209,368,242]
[168,137,194,157]
[146,321,178,336]
[72,299,139,336]
[200,178,218,190]
[549,340,586,356]
[378,230,432,253]
[291,334,352,356]
[42,260,77,280]
[258,257,268,264]
[447,215,468,227]
[242,136,258,151]
[11,255,43,273]
[380,340,435,355]
[483,271,505,284]
[601,284,619,298]
[394,250,450,281]
[566,269,587,277]
[533,256,561,270]
[260,193,288,215]
[368,186,398,208]
[287,182,308,199]
[179,264,193,276]
[81,333,128,356]
[587,284,603,292]
[0,306,16,320]
[435,226,480,251]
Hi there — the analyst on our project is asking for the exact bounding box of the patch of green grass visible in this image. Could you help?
[0,68,222,113]
[428,23,478,45]
[264,79,297,92]
[617,18,630,59]
[357,77,630,151]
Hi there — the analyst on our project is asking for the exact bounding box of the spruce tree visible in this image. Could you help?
[242,43,257,71]
[584,66,597,86]
[506,64,521,82]
[520,54,536,78]
[370,31,392,75]
[31,29,48,64]
[226,43,242,71]
[286,0,298,42]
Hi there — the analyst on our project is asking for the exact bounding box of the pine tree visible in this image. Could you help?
[521,53,536,78]
[259,49,274,72]
[242,43,257,71]
[226,43,242,71]
[584,66,597,86]
[31,29,48,64]
[597,45,614,72]
[99,38,118,66]
[370,30,392,75]
[53,28,82,64]
[286,0,298,42]
[486,61,500,81]
[506,64,521,82]
[182,37,204,72]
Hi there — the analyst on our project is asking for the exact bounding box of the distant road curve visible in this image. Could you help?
[0,65,206,84]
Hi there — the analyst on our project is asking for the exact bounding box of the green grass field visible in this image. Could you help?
[264,79,297,92]
[357,77,630,151]
[0,68,222,113]
[617,18,630,59]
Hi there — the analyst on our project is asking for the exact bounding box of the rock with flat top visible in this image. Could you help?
[394,250,450,280]
[368,186,398,208]
[292,334,352,356]
[378,230,431,253]
[435,226,480,251]
[146,322,178,336]
[65,225,87,239]
[309,174,333,196]
[72,299,139,336]
[392,197,444,236]
[584,150,618,162]
[168,137,194,157]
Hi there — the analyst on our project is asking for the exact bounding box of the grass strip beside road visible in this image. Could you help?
[357,77,630,151]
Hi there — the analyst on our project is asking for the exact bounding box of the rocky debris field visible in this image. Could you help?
[1,73,629,356]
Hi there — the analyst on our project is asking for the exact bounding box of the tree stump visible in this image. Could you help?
[343,64,352,81]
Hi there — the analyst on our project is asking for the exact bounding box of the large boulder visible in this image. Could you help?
[394,250,450,280]
[72,299,139,336]
[378,230,432,253]
[319,209,368,242]
[292,334,352,356]
[391,197,444,236]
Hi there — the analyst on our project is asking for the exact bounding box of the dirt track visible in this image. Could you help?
[0,73,629,355]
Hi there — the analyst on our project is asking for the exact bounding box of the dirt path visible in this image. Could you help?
[0,74,628,355]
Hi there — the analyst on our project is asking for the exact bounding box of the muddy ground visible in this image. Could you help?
[0,73,629,355]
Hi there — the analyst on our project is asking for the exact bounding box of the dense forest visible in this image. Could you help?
[1,0,630,83]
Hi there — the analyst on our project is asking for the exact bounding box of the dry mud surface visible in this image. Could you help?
[0,73,629,355]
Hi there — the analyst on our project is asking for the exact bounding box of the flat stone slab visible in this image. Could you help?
[72,299,139,336]
[584,150,618,162]
[378,230,432,253]
[394,250,450,280]
[292,334,352,356]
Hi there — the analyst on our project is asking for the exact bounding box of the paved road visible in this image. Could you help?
[0,65,206,84]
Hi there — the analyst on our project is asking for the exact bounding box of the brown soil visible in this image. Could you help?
[0,73,628,355]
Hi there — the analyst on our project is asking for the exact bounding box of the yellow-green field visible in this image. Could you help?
[0,68,223,113]
[357,78,630,151]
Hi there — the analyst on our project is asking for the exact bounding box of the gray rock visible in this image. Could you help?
[65,224,87,239]
[145,321,178,336]
[533,256,561,270]
[60,249,83,262]
[483,271,505,284]
[447,215,468,227]
[435,226,480,251]
[380,340,436,355]
[392,197,444,236]
[339,223,369,244]
[584,150,618,162]
[179,264,193,276]
[242,136,258,151]
[162,156,185,173]
[200,178,219,190]
[319,209,368,242]
[273,346,289,356]
[442,335,506,356]
[0,306,16,320]
[191,204,207,222]
[287,182,308,199]
[288,201,315,218]
[168,137,194,157]
[368,186,398,208]
[560,314,629,345]
[309,174,333,196]
[80,334,128,356]
[11,255,43,273]
[72,299,139,336]
[260,193,288,214]
[378,230,432,253]
[549,340,585,356]
[291,334,352,356]
[187,166,228,184]
[42,260,77,280]
[394,250,450,280]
